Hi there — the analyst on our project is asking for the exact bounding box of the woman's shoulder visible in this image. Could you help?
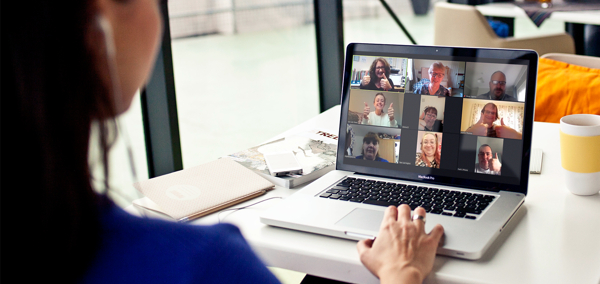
[81,203,279,284]
[377,157,389,163]
[415,153,425,167]
[441,87,451,96]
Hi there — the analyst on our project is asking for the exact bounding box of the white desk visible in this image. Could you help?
[476,3,600,25]
[127,105,600,284]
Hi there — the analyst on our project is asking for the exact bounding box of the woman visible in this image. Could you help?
[6,1,442,283]
[418,106,443,132]
[356,132,389,162]
[361,93,398,127]
[413,62,450,96]
[415,132,441,168]
[360,57,397,92]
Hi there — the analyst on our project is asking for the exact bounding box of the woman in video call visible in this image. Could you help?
[418,106,443,132]
[413,62,450,96]
[7,1,443,283]
[360,57,396,92]
[415,132,441,168]
[356,132,389,162]
[361,93,398,127]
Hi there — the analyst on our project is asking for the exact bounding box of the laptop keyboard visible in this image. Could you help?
[319,177,496,220]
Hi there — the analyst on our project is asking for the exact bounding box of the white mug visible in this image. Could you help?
[560,114,600,196]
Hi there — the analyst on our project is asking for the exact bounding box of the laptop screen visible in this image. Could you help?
[337,43,538,195]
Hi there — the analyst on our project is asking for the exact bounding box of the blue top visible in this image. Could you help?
[412,79,450,96]
[81,202,281,284]
[356,155,389,163]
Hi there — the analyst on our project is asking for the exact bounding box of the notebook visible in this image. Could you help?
[134,158,274,221]
[260,43,538,260]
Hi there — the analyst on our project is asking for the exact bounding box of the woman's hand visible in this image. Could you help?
[363,102,371,120]
[380,74,391,91]
[362,74,371,86]
[357,205,444,284]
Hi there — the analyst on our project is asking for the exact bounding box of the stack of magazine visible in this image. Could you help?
[222,129,338,188]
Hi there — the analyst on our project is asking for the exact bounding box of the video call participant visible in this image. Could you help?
[360,57,397,92]
[418,106,443,132]
[465,103,522,139]
[476,71,517,101]
[8,1,444,283]
[362,93,398,127]
[475,144,501,175]
[413,62,450,96]
[356,132,389,162]
[415,132,441,168]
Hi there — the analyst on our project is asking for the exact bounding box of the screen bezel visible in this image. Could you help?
[336,43,538,195]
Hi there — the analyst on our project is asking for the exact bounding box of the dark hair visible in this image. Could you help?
[7,1,115,281]
[369,58,391,79]
[361,132,381,159]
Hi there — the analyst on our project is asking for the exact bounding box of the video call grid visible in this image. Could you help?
[343,55,529,183]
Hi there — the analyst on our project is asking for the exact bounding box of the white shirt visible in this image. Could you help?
[361,111,398,127]
[475,163,500,175]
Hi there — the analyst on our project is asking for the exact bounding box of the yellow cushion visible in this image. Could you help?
[535,58,600,123]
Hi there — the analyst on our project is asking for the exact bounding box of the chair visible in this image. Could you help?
[535,53,600,123]
[434,2,575,56]
[541,53,600,68]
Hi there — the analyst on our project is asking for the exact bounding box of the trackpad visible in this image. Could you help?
[335,208,384,232]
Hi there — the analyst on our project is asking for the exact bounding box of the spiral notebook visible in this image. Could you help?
[133,158,274,222]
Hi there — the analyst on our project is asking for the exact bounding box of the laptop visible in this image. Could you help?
[261,43,537,260]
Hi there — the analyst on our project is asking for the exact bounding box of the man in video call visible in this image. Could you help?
[356,132,389,162]
[475,144,501,175]
[360,58,396,92]
[476,71,517,101]
[465,103,522,139]
[418,106,443,132]
[413,62,450,96]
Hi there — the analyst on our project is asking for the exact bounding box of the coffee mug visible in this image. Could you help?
[560,114,600,195]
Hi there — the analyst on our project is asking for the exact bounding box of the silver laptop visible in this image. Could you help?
[261,43,537,260]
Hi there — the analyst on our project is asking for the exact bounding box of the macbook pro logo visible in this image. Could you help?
[418,175,435,180]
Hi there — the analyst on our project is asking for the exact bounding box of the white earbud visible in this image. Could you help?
[97,15,116,59]
[96,14,123,112]
[95,14,139,187]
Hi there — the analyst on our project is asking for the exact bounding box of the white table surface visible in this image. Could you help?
[476,2,600,25]
[127,105,600,284]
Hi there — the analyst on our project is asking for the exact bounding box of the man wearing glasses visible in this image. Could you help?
[476,71,518,101]
[466,103,522,139]
[413,62,450,96]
